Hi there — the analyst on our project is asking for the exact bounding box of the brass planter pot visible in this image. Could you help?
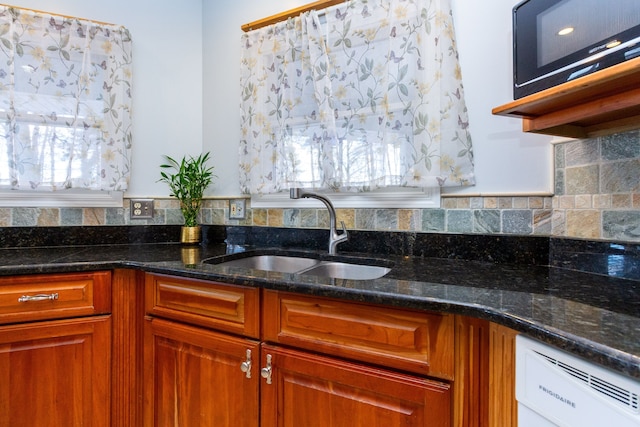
[180,225,201,244]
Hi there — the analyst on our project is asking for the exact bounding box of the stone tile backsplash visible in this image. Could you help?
[1,130,639,242]
[553,130,640,241]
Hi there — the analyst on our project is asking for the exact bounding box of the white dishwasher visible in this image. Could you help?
[516,335,640,426]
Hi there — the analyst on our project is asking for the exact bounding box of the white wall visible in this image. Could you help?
[203,0,554,197]
[7,0,554,199]
[203,0,316,196]
[6,0,204,198]
[450,0,554,196]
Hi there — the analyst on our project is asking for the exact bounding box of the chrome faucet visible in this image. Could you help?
[290,188,348,255]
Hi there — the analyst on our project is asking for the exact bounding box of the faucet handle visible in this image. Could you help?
[339,221,348,237]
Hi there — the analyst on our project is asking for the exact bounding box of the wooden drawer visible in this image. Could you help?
[0,271,111,325]
[145,273,260,339]
[262,290,455,379]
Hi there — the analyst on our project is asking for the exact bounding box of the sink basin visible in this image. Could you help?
[299,262,391,280]
[213,255,320,274]
[206,253,391,280]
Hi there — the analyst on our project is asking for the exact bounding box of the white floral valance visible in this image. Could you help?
[0,6,133,191]
[239,0,474,195]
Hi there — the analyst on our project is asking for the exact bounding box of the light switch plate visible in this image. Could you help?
[229,199,246,219]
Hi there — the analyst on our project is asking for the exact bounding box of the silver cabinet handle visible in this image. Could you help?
[240,349,252,379]
[261,354,273,385]
[18,293,59,303]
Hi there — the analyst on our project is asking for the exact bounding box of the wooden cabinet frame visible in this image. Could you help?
[453,316,518,427]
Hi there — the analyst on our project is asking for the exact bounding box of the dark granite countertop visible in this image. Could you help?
[0,225,638,381]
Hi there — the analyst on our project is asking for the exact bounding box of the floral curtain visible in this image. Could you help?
[239,0,474,195]
[0,6,133,191]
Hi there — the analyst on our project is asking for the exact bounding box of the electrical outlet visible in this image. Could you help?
[130,199,154,219]
[229,199,246,219]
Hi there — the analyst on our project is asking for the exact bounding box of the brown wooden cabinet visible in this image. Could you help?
[261,290,454,426]
[143,273,517,427]
[260,343,451,427]
[144,273,261,427]
[143,317,259,427]
[0,272,112,427]
[143,276,455,426]
[0,268,518,427]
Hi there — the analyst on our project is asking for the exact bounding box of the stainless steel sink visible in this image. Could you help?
[299,261,391,280]
[213,255,320,274]
[207,254,391,280]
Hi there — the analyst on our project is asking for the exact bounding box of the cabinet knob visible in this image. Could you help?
[261,354,273,385]
[240,349,252,378]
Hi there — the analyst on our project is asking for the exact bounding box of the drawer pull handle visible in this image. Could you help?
[240,349,252,379]
[261,354,273,385]
[18,293,59,303]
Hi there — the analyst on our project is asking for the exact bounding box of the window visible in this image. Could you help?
[0,6,132,206]
[239,0,475,207]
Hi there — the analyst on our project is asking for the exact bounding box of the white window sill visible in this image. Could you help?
[250,187,440,209]
[0,190,123,208]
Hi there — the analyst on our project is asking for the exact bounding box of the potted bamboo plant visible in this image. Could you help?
[159,152,214,244]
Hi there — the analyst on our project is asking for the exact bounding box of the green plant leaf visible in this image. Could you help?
[157,152,216,226]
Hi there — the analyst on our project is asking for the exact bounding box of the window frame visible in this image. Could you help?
[250,187,440,209]
[0,190,123,207]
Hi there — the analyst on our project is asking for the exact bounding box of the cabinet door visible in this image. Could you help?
[260,344,451,427]
[144,316,260,427]
[0,315,111,427]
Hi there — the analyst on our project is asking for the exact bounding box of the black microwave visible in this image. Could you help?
[513,0,640,99]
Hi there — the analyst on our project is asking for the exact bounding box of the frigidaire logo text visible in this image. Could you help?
[539,385,576,408]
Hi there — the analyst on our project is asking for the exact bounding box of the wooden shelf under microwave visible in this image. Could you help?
[492,56,640,139]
